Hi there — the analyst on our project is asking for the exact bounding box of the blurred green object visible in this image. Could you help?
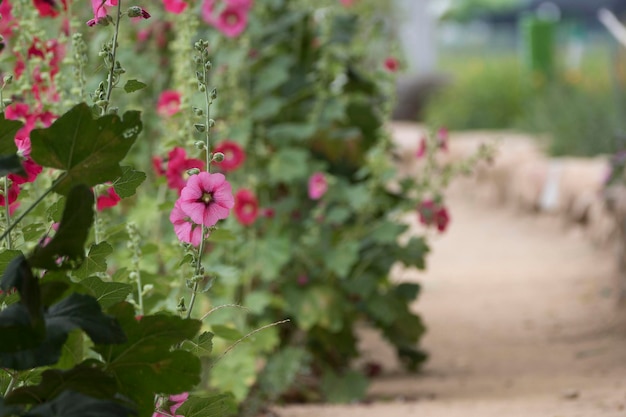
[520,14,556,79]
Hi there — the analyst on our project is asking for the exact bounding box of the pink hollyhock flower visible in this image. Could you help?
[97,187,121,211]
[170,200,202,246]
[165,147,205,193]
[213,140,245,172]
[226,0,252,8]
[0,0,16,39]
[384,57,399,72]
[308,172,328,200]
[163,0,187,13]
[88,0,117,25]
[416,136,427,159]
[153,392,189,417]
[417,199,450,233]
[234,189,258,226]
[202,0,249,38]
[152,156,166,177]
[157,90,181,117]
[179,172,234,227]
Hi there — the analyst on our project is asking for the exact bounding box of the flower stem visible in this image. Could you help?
[3,177,12,250]
[3,370,17,396]
[185,227,206,320]
[103,0,122,114]
[0,174,66,244]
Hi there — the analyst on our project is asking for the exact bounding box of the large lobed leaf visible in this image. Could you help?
[30,103,142,195]
[94,303,202,417]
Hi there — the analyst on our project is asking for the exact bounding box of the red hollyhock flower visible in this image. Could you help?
[97,187,121,211]
[8,158,42,185]
[384,57,399,72]
[162,0,187,13]
[213,140,245,172]
[165,147,205,193]
[417,199,450,233]
[234,189,258,226]
[202,0,251,38]
[33,0,66,17]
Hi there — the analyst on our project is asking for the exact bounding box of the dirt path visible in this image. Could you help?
[277,192,626,417]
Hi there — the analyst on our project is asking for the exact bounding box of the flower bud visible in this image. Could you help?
[212,152,225,162]
[194,123,206,133]
[194,141,206,150]
[128,6,151,19]
[204,61,212,71]
[208,119,215,128]
[2,75,12,85]
[192,107,204,116]
[210,88,217,100]
[186,168,200,176]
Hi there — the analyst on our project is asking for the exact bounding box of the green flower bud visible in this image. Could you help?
[187,168,200,176]
[194,123,206,133]
[212,152,225,162]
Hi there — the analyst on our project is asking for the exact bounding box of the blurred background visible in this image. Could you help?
[391,0,626,157]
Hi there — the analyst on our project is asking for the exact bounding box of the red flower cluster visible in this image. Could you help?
[152,147,205,194]
[417,199,450,233]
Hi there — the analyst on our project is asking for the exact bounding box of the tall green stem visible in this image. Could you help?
[3,177,12,249]
[103,0,122,114]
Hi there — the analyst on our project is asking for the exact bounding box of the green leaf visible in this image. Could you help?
[30,103,142,195]
[326,241,359,277]
[73,242,113,280]
[181,331,213,357]
[284,285,343,332]
[0,289,125,370]
[266,123,315,143]
[321,370,368,403]
[113,166,146,198]
[94,303,201,417]
[0,250,22,277]
[207,228,236,243]
[394,283,421,302]
[80,276,132,309]
[396,237,430,270]
[123,79,147,93]
[258,347,309,400]
[175,394,236,417]
[22,223,46,242]
[268,148,309,184]
[24,390,135,417]
[250,97,282,121]
[0,154,24,177]
[0,114,22,155]
[5,364,118,405]
[211,325,242,341]
[252,237,291,281]
[29,185,94,271]
[0,397,23,417]
[0,254,42,325]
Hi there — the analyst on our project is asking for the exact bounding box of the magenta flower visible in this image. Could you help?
[170,200,203,246]
[213,140,245,172]
[417,199,450,233]
[234,189,258,226]
[165,147,205,193]
[308,172,328,200]
[8,157,42,185]
[153,392,189,417]
[384,57,399,72]
[202,0,249,38]
[88,0,117,25]
[157,90,182,117]
[179,172,234,228]
[96,187,121,211]
[163,0,187,13]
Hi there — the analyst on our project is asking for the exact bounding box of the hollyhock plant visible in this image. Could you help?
[308,172,328,200]
[165,147,205,193]
[153,392,189,417]
[202,0,250,38]
[88,0,118,25]
[234,188,258,226]
[170,200,203,246]
[157,90,182,117]
[178,172,234,228]
[213,140,245,172]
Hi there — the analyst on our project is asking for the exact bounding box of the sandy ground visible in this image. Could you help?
[276,190,626,417]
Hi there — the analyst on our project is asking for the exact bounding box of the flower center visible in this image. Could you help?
[201,192,213,204]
